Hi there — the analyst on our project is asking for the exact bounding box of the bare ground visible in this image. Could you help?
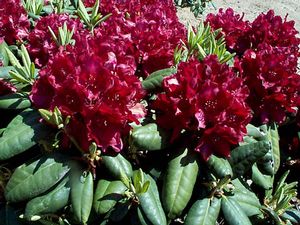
[177,0,300,31]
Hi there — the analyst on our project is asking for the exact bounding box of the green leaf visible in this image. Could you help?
[0,66,14,79]
[281,209,300,224]
[5,154,70,202]
[0,41,9,66]
[268,124,280,174]
[185,198,221,225]
[229,141,271,177]
[0,109,51,160]
[142,68,176,90]
[162,148,199,219]
[0,93,31,109]
[5,47,21,68]
[70,168,93,224]
[93,179,127,215]
[207,154,233,178]
[246,124,266,140]
[221,196,252,225]
[137,173,166,225]
[229,192,261,217]
[24,176,70,220]
[131,123,169,151]
[251,163,273,190]
[109,199,131,222]
[101,153,133,179]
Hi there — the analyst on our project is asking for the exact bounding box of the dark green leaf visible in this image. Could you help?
[0,93,31,109]
[131,123,169,151]
[185,198,221,225]
[207,154,233,178]
[102,153,133,179]
[93,179,127,215]
[229,141,271,177]
[5,154,70,202]
[221,196,252,225]
[142,68,176,90]
[0,109,51,160]
[281,209,300,224]
[0,205,22,225]
[229,192,261,217]
[70,168,93,224]
[137,173,166,225]
[0,41,9,66]
[24,176,70,220]
[251,163,273,190]
[162,148,199,219]
[110,199,131,222]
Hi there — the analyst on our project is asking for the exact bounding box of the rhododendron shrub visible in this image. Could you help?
[0,0,30,44]
[206,8,300,124]
[30,49,144,152]
[153,56,251,159]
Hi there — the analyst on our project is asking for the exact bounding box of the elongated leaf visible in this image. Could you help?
[5,154,70,202]
[162,148,199,219]
[110,199,131,222]
[0,66,14,79]
[185,198,221,225]
[229,141,271,177]
[101,153,133,179]
[221,197,252,225]
[24,176,70,220]
[0,109,51,160]
[281,209,300,224]
[207,155,233,178]
[93,180,127,215]
[142,68,176,90]
[0,41,9,66]
[268,124,280,174]
[251,163,273,190]
[0,93,31,109]
[131,123,169,151]
[70,168,93,224]
[229,192,261,217]
[137,173,166,225]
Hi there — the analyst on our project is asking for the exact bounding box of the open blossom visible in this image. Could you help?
[0,0,30,44]
[30,48,145,153]
[153,56,251,159]
[27,14,87,68]
[236,44,300,124]
[206,8,251,54]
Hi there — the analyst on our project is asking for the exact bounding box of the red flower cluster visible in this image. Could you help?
[30,49,144,153]
[27,14,87,68]
[0,0,30,44]
[95,0,186,77]
[0,79,16,96]
[206,8,300,124]
[153,56,251,159]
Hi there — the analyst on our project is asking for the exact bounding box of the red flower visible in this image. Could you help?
[206,8,251,54]
[0,0,30,44]
[30,49,145,153]
[0,79,16,96]
[237,44,300,124]
[27,14,87,68]
[153,56,251,159]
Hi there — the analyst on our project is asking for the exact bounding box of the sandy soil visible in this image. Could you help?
[177,0,300,31]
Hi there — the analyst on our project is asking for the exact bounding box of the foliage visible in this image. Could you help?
[0,1,299,225]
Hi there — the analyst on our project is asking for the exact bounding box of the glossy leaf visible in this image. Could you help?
[281,209,300,224]
[0,66,14,79]
[24,176,70,220]
[142,68,176,90]
[70,169,93,224]
[221,196,252,225]
[0,109,51,160]
[5,154,70,202]
[207,154,233,178]
[137,173,166,225]
[251,163,273,190]
[0,93,31,109]
[131,123,169,151]
[185,198,221,225]
[162,148,199,219]
[101,153,133,179]
[109,200,131,222]
[229,141,271,177]
[268,124,280,174]
[93,180,127,215]
[229,192,261,217]
[0,40,9,66]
